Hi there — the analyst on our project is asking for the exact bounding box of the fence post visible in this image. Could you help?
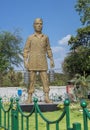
[80,100,88,130]
[11,98,18,130]
[73,123,81,130]
[64,99,70,130]
[34,98,38,130]
[0,98,2,126]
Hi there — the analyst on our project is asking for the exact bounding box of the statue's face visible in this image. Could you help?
[34,19,43,32]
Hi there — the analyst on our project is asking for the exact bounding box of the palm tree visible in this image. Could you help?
[70,74,88,100]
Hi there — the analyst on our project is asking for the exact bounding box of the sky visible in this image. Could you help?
[0,0,82,72]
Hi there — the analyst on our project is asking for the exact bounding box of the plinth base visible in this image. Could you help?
[20,102,60,112]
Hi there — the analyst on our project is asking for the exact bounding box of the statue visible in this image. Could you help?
[23,18,54,103]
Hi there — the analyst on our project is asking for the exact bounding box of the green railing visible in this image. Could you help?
[80,100,90,130]
[0,97,89,130]
[0,97,12,130]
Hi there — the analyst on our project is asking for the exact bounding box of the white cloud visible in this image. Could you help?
[51,46,64,53]
[58,34,71,45]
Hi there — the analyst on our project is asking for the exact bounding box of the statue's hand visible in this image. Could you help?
[50,58,55,68]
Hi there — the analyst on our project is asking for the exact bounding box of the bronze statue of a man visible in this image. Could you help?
[23,18,54,103]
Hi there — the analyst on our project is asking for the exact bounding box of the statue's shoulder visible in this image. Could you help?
[27,34,34,39]
[42,33,49,39]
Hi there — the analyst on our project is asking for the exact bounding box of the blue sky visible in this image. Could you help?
[0,0,82,72]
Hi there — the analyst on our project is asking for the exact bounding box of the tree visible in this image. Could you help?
[2,68,23,87]
[49,73,68,86]
[68,26,90,50]
[62,52,79,78]
[70,74,89,99]
[66,26,90,78]
[62,46,90,78]
[62,0,90,79]
[0,30,23,86]
[75,0,90,25]
[62,0,90,101]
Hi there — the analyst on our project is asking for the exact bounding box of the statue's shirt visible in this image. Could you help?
[23,33,53,70]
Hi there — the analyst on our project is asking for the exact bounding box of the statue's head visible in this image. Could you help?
[33,18,43,32]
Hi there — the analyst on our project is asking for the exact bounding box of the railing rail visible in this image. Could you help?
[0,97,12,130]
[34,98,70,130]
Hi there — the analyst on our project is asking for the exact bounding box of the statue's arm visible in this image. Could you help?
[23,37,30,69]
[46,37,55,68]
[23,37,30,59]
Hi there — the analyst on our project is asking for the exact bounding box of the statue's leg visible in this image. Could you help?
[40,71,52,103]
[27,71,36,103]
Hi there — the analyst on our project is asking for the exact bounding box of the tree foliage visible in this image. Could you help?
[2,68,24,87]
[0,30,23,86]
[68,26,90,50]
[75,0,90,25]
[66,26,90,78]
[0,30,23,72]
[49,73,68,86]
[62,1,90,79]
[62,46,90,78]
[70,74,89,99]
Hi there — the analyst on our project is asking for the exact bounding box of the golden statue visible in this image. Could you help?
[23,18,54,103]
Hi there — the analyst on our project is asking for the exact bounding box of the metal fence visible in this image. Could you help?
[0,97,90,130]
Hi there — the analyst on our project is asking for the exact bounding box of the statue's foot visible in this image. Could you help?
[25,99,32,104]
[44,93,53,103]
[45,98,53,103]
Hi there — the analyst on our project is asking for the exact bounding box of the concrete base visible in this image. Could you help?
[20,102,60,112]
